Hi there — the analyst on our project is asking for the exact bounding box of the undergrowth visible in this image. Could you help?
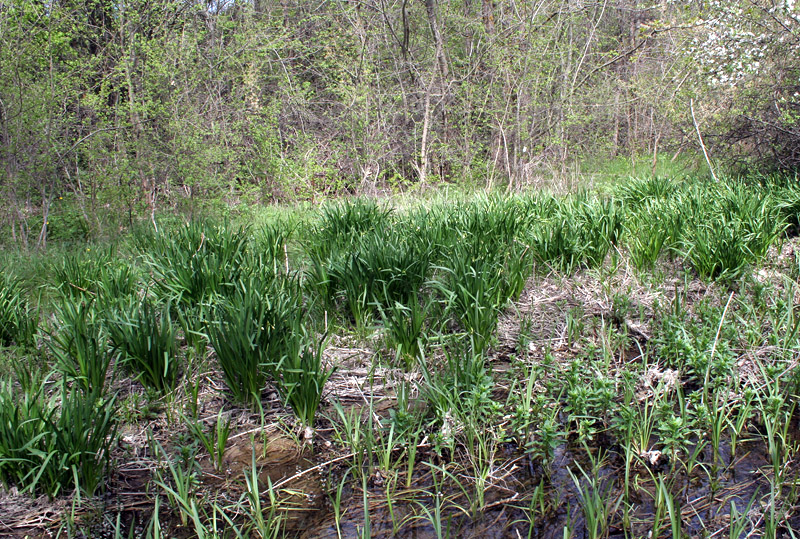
[1,176,799,537]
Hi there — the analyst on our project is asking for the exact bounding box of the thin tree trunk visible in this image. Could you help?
[419,79,433,184]
[423,0,448,78]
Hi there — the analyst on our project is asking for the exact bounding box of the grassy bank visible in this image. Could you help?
[1,176,800,537]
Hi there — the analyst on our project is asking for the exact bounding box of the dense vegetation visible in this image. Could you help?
[2,0,799,247]
[1,176,800,536]
[2,1,800,536]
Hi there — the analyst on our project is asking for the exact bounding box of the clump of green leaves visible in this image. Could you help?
[432,245,507,355]
[311,198,393,260]
[52,251,108,300]
[419,342,496,450]
[0,373,117,498]
[278,331,334,429]
[624,198,684,270]
[108,298,180,393]
[615,176,677,205]
[380,291,430,371]
[49,299,113,394]
[572,194,623,268]
[0,273,38,348]
[138,220,251,306]
[680,183,782,281]
[208,276,300,408]
[208,274,333,426]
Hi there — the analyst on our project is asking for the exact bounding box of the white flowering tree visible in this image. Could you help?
[689,0,800,171]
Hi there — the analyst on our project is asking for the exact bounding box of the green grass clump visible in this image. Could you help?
[773,183,800,232]
[380,291,430,370]
[208,274,333,426]
[312,198,393,258]
[52,249,140,308]
[525,193,622,273]
[108,298,180,393]
[52,252,108,300]
[49,299,113,394]
[138,220,251,306]
[96,260,140,306]
[0,273,38,348]
[0,373,117,498]
[419,342,495,448]
[278,332,334,429]
[433,245,507,355]
[680,183,783,281]
[208,276,302,408]
[572,194,623,268]
[614,176,677,205]
[528,216,584,273]
[623,197,687,270]
[617,177,787,277]
[326,228,433,332]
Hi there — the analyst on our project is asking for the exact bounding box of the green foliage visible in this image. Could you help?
[207,272,332,426]
[616,178,786,276]
[96,260,140,307]
[624,198,683,270]
[184,410,231,472]
[571,194,623,268]
[529,216,584,273]
[380,291,430,371]
[0,273,38,348]
[253,222,292,274]
[49,299,113,394]
[614,176,677,206]
[326,229,433,332]
[525,191,623,273]
[680,183,782,281]
[52,248,138,306]
[137,220,251,306]
[0,374,117,498]
[652,298,739,385]
[108,298,180,393]
[432,245,507,356]
[773,182,800,232]
[207,275,302,408]
[52,251,109,300]
[311,198,393,260]
[6,180,800,536]
[278,331,334,429]
[419,342,495,449]
[306,199,435,333]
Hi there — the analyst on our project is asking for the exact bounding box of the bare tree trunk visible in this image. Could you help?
[121,8,155,228]
[422,0,448,79]
[481,0,494,35]
[418,75,434,185]
[613,90,621,155]
[36,190,52,250]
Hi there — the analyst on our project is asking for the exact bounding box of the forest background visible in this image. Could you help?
[1,0,799,247]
